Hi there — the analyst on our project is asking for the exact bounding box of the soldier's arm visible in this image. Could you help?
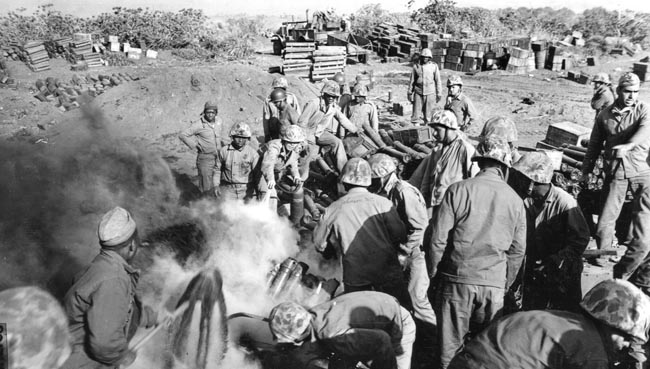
[583,115,606,175]
[400,188,429,254]
[506,203,527,290]
[213,148,224,188]
[434,64,442,100]
[260,146,280,182]
[334,107,358,134]
[428,190,456,277]
[178,122,199,150]
[626,104,650,149]
[556,205,590,261]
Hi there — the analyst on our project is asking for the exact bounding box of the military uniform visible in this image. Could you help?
[444,92,478,131]
[213,143,260,201]
[179,116,224,193]
[408,134,478,210]
[313,187,410,308]
[408,62,442,124]
[62,250,155,369]
[259,139,304,224]
[430,167,527,369]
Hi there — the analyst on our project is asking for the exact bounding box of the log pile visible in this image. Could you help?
[552,144,605,198]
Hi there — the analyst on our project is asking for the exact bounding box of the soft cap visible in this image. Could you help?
[98,206,137,247]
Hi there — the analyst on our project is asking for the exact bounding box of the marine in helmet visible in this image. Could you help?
[509,152,590,312]
[583,72,650,281]
[62,207,160,369]
[591,72,615,118]
[448,279,650,369]
[444,74,478,132]
[368,153,437,359]
[333,72,353,110]
[0,286,71,369]
[408,110,478,216]
[298,79,358,174]
[313,158,411,308]
[429,135,526,369]
[213,122,260,201]
[479,116,521,162]
[179,101,224,195]
[268,292,416,369]
[258,125,307,225]
[263,88,300,142]
[407,48,443,125]
[344,84,379,134]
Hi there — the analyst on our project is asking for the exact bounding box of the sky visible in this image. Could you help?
[1,0,649,17]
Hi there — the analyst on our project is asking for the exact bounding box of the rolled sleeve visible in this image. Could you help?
[86,278,131,365]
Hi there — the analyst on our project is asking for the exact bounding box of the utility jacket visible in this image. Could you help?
[62,250,154,369]
[179,116,223,154]
[449,310,611,369]
[444,92,478,128]
[298,97,358,142]
[408,134,478,207]
[429,168,527,289]
[313,187,407,286]
[213,143,259,186]
[584,101,650,179]
[408,62,442,97]
[384,177,428,256]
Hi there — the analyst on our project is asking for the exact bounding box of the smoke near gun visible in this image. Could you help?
[0,101,338,368]
[0,104,185,299]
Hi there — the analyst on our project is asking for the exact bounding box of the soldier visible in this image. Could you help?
[479,116,521,162]
[444,75,478,132]
[408,48,442,125]
[179,101,223,195]
[213,122,260,201]
[409,110,478,216]
[583,72,650,284]
[263,88,300,143]
[62,207,159,368]
[314,158,411,308]
[259,125,307,225]
[510,152,590,312]
[430,135,526,369]
[591,72,615,119]
[449,279,650,369]
[344,84,379,133]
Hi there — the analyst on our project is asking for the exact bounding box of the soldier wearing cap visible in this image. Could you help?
[179,101,224,195]
[298,80,358,174]
[444,75,478,132]
[510,152,590,312]
[313,158,411,308]
[408,48,443,125]
[583,72,650,287]
[213,122,260,201]
[343,84,379,134]
[429,135,526,369]
[409,110,478,216]
[591,72,616,119]
[62,207,159,369]
[448,279,650,369]
[0,287,71,369]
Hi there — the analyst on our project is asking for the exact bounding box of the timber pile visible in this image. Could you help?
[633,62,650,82]
[282,42,315,79]
[311,46,346,81]
[23,41,51,72]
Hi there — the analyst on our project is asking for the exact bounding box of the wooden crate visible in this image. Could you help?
[544,122,591,148]
[633,62,649,73]
[392,126,433,146]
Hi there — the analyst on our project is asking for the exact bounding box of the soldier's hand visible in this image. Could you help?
[407,92,413,103]
[267,179,276,189]
[436,95,442,103]
[143,306,158,329]
[214,188,221,198]
[293,177,303,187]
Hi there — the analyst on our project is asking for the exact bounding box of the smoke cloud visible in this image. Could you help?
[0,102,340,368]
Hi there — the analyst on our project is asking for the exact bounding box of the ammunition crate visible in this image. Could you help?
[392,126,434,146]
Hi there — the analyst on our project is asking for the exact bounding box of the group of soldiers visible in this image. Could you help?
[2,56,650,369]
